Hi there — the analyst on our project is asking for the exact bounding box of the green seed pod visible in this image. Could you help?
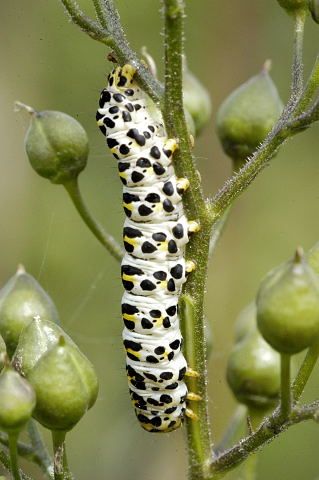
[184,108,196,137]
[308,241,319,273]
[277,0,308,13]
[309,0,319,22]
[257,248,319,354]
[12,317,71,376]
[216,62,283,167]
[0,367,35,433]
[227,330,280,409]
[234,303,256,343]
[28,337,98,431]
[183,64,212,135]
[0,266,59,357]
[23,105,89,184]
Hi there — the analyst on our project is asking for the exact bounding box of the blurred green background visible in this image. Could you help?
[1,1,319,479]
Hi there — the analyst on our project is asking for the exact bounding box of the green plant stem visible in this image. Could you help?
[63,178,123,262]
[293,56,319,115]
[291,11,306,101]
[163,2,213,479]
[8,434,21,480]
[280,354,291,419]
[27,420,53,478]
[0,449,32,480]
[51,431,70,480]
[209,400,319,477]
[293,340,319,401]
[91,0,108,28]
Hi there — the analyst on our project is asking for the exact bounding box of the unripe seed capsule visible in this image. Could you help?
[257,248,319,354]
[28,337,98,431]
[22,105,89,184]
[0,366,35,434]
[216,62,283,167]
[12,316,73,376]
[227,330,280,409]
[0,266,59,356]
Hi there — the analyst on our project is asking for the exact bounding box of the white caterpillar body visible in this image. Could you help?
[97,64,197,432]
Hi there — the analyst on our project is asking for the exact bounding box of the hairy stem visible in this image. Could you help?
[280,354,292,419]
[163,1,213,478]
[209,401,319,477]
[64,178,123,262]
[293,340,319,401]
[8,434,21,480]
[291,11,306,101]
[51,432,71,480]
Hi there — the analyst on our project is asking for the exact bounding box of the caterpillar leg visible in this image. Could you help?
[164,138,178,155]
[177,177,190,194]
[187,392,202,402]
[186,408,199,421]
[185,368,200,378]
[189,134,195,148]
[188,221,200,234]
[186,260,196,274]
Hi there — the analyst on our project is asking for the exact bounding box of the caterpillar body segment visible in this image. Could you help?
[97,64,198,433]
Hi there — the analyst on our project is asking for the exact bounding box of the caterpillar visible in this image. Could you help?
[96,64,199,433]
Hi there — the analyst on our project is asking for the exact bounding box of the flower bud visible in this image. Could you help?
[0,335,7,373]
[216,62,283,167]
[257,248,319,354]
[0,266,59,356]
[227,330,280,409]
[0,367,35,433]
[234,303,256,343]
[183,64,212,135]
[277,0,308,13]
[309,0,319,22]
[22,105,89,184]
[28,337,98,431]
[12,317,70,376]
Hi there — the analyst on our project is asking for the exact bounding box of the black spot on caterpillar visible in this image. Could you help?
[97,64,199,433]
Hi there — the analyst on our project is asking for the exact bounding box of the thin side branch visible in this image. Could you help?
[210,401,319,477]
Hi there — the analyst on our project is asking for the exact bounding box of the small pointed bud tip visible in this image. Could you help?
[14,101,36,116]
[294,246,304,263]
[16,264,26,275]
[262,59,272,74]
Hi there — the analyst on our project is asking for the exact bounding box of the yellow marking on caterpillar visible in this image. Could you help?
[119,172,128,180]
[126,349,140,359]
[123,203,133,212]
[122,313,136,322]
[123,236,137,248]
[122,274,135,282]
